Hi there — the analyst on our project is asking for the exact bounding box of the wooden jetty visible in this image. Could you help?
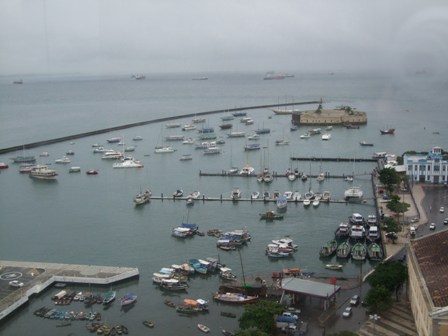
[0,260,139,321]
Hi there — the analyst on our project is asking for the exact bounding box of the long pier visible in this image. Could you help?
[0,260,139,321]
[290,157,377,162]
[0,100,319,155]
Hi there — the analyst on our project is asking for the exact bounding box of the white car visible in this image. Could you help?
[342,307,352,318]
[444,218,448,225]
[440,207,445,213]
[9,280,24,288]
[429,223,436,230]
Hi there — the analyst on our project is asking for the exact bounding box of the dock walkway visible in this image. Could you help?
[0,260,139,321]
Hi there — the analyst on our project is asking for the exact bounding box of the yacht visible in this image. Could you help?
[344,187,363,201]
[182,124,197,131]
[101,151,123,159]
[112,157,144,168]
[203,146,221,155]
[29,165,58,180]
[154,146,176,154]
[239,165,255,176]
[54,156,71,164]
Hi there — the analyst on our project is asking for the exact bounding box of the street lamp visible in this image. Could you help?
[369,314,381,333]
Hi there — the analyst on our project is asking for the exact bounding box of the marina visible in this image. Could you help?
[0,71,444,336]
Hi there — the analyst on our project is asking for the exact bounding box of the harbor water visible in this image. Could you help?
[0,71,447,335]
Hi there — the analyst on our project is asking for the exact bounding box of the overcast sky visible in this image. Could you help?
[1,0,447,76]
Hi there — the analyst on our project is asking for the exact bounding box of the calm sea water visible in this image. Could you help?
[0,71,447,335]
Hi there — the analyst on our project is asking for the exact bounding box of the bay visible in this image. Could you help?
[0,71,446,335]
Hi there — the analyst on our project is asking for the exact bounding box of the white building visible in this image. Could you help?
[403,146,448,184]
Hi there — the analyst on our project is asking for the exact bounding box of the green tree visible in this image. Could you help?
[238,300,284,335]
[386,195,410,219]
[364,285,393,313]
[378,167,400,193]
[368,261,407,292]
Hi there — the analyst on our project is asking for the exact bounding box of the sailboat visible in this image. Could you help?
[155,127,176,153]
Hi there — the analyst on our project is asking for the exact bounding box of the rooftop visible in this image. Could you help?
[411,229,448,307]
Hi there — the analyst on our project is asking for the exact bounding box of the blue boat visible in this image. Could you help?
[276,195,288,212]
[120,293,137,306]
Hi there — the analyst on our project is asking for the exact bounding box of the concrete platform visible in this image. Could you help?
[0,260,139,321]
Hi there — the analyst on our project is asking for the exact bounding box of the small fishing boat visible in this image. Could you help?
[103,291,116,305]
[251,191,260,199]
[134,190,151,205]
[336,240,351,259]
[143,321,154,328]
[351,242,367,261]
[367,242,384,261]
[173,189,184,198]
[259,211,284,220]
[319,240,337,258]
[120,293,137,306]
[359,141,374,146]
[213,292,258,304]
[325,263,343,270]
[198,323,210,333]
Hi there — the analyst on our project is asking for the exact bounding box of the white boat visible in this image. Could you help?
[180,153,193,161]
[172,227,193,238]
[247,133,260,141]
[292,191,301,201]
[345,176,354,182]
[154,146,176,153]
[188,191,201,199]
[239,165,255,176]
[93,147,113,153]
[203,146,221,155]
[312,198,320,207]
[182,138,195,145]
[344,186,363,201]
[263,173,273,183]
[132,135,143,141]
[106,137,121,143]
[303,199,311,207]
[284,191,293,200]
[325,264,343,270]
[275,139,289,146]
[69,166,81,173]
[182,124,197,131]
[231,188,241,200]
[227,131,246,138]
[134,190,151,205]
[29,165,58,180]
[251,191,260,199]
[173,189,184,198]
[54,156,71,164]
[287,173,296,182]
[165,135,185,141]
[113,157,144,168]
[101,151,123,159]
[186,197,194,206]
[197,323,210,333]
[124,146,136,152]
[192,117,206,123]
[316,172,325,182]
[321,133,332,140]
[228,166,239,175]
[300,133,310,139]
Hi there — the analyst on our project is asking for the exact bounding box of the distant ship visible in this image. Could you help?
[380,128,395,135]
[131,74,145,80]
[192,77,208,80]
[263,72,294,80]
[13,80,23,84]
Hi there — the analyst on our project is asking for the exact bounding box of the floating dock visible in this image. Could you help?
[0,260,139,321]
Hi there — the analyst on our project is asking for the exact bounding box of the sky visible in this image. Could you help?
[1,0,448,76]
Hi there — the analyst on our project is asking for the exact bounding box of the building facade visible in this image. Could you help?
[403,147,448,184]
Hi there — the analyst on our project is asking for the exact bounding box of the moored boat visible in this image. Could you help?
[325,263,343,270]
[29,165,58,180]
[367,242,383,261]
[213,292,258,304]
[336,240,351,259]
[351,242,367,261]
[259,211,284,220]
[319,239,337,258]
[134,190,151,205]
[120,293,137,306]
[198,323,210,333]
[103,291,116,305]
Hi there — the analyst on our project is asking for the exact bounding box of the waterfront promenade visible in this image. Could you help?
[0,261,139,321]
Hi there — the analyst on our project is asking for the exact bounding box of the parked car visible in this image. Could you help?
[9,280,24,288]
[444,218,448,225]
[440,207,445,213]
[350,295,360,306]
[342,307,352,318]
[429,223,436,230]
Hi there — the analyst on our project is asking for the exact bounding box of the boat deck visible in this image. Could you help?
[0,260,139,321]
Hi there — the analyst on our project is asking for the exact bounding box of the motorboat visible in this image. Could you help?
[219,267,237,281]
[29,165,58,180]
[197,323,210,333]
[219,123,233,130]
[275,139,289,146]
[251,191,260,199]
[360,141,374,146]
[166,122,181,128]
[262,172,273,183]
[316,172,325,182]
[86,170,98,175]
[173,189,184,198]
[276,195,288,212]
[344,187,363,201]
[335,222,350,239]
[259,211,284,220]
[134,190,151,205]
[165,135,185,141]
[247,133,260,141]
[154,146,176,154]
[336,240,351,259]
[319,239,337,258]
[380,128,395,135]
[182,124,197,131]
[132,135,143,141]
[284,191,293,200]
[231,188,241,200]
[300,133,310,139]
[254,128,270,134]
[55,156,71,164]
[203,146,221,155]
[69,166,81,173]
[228,166,239,175]
[287,173,296,181]
[325,264,343,270]
[292,191,301,201]
[239,165,255,176]
[180,154,193,161]
[186,197,194,206]
[221,115,234,121]
[321,133,331,140]
[106,137,121,143]
[103,291,116,305]
[192,117,206,123]
[101,151,123,159]
[213,292,258,304]
[351,242,367,261]
[113,157,144,168]
[303,199,311,207]
[244,143,261,151]
[227,131,246,138]
[120,293,137,306]
[188,191,201,199]
[182,138,195,145]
